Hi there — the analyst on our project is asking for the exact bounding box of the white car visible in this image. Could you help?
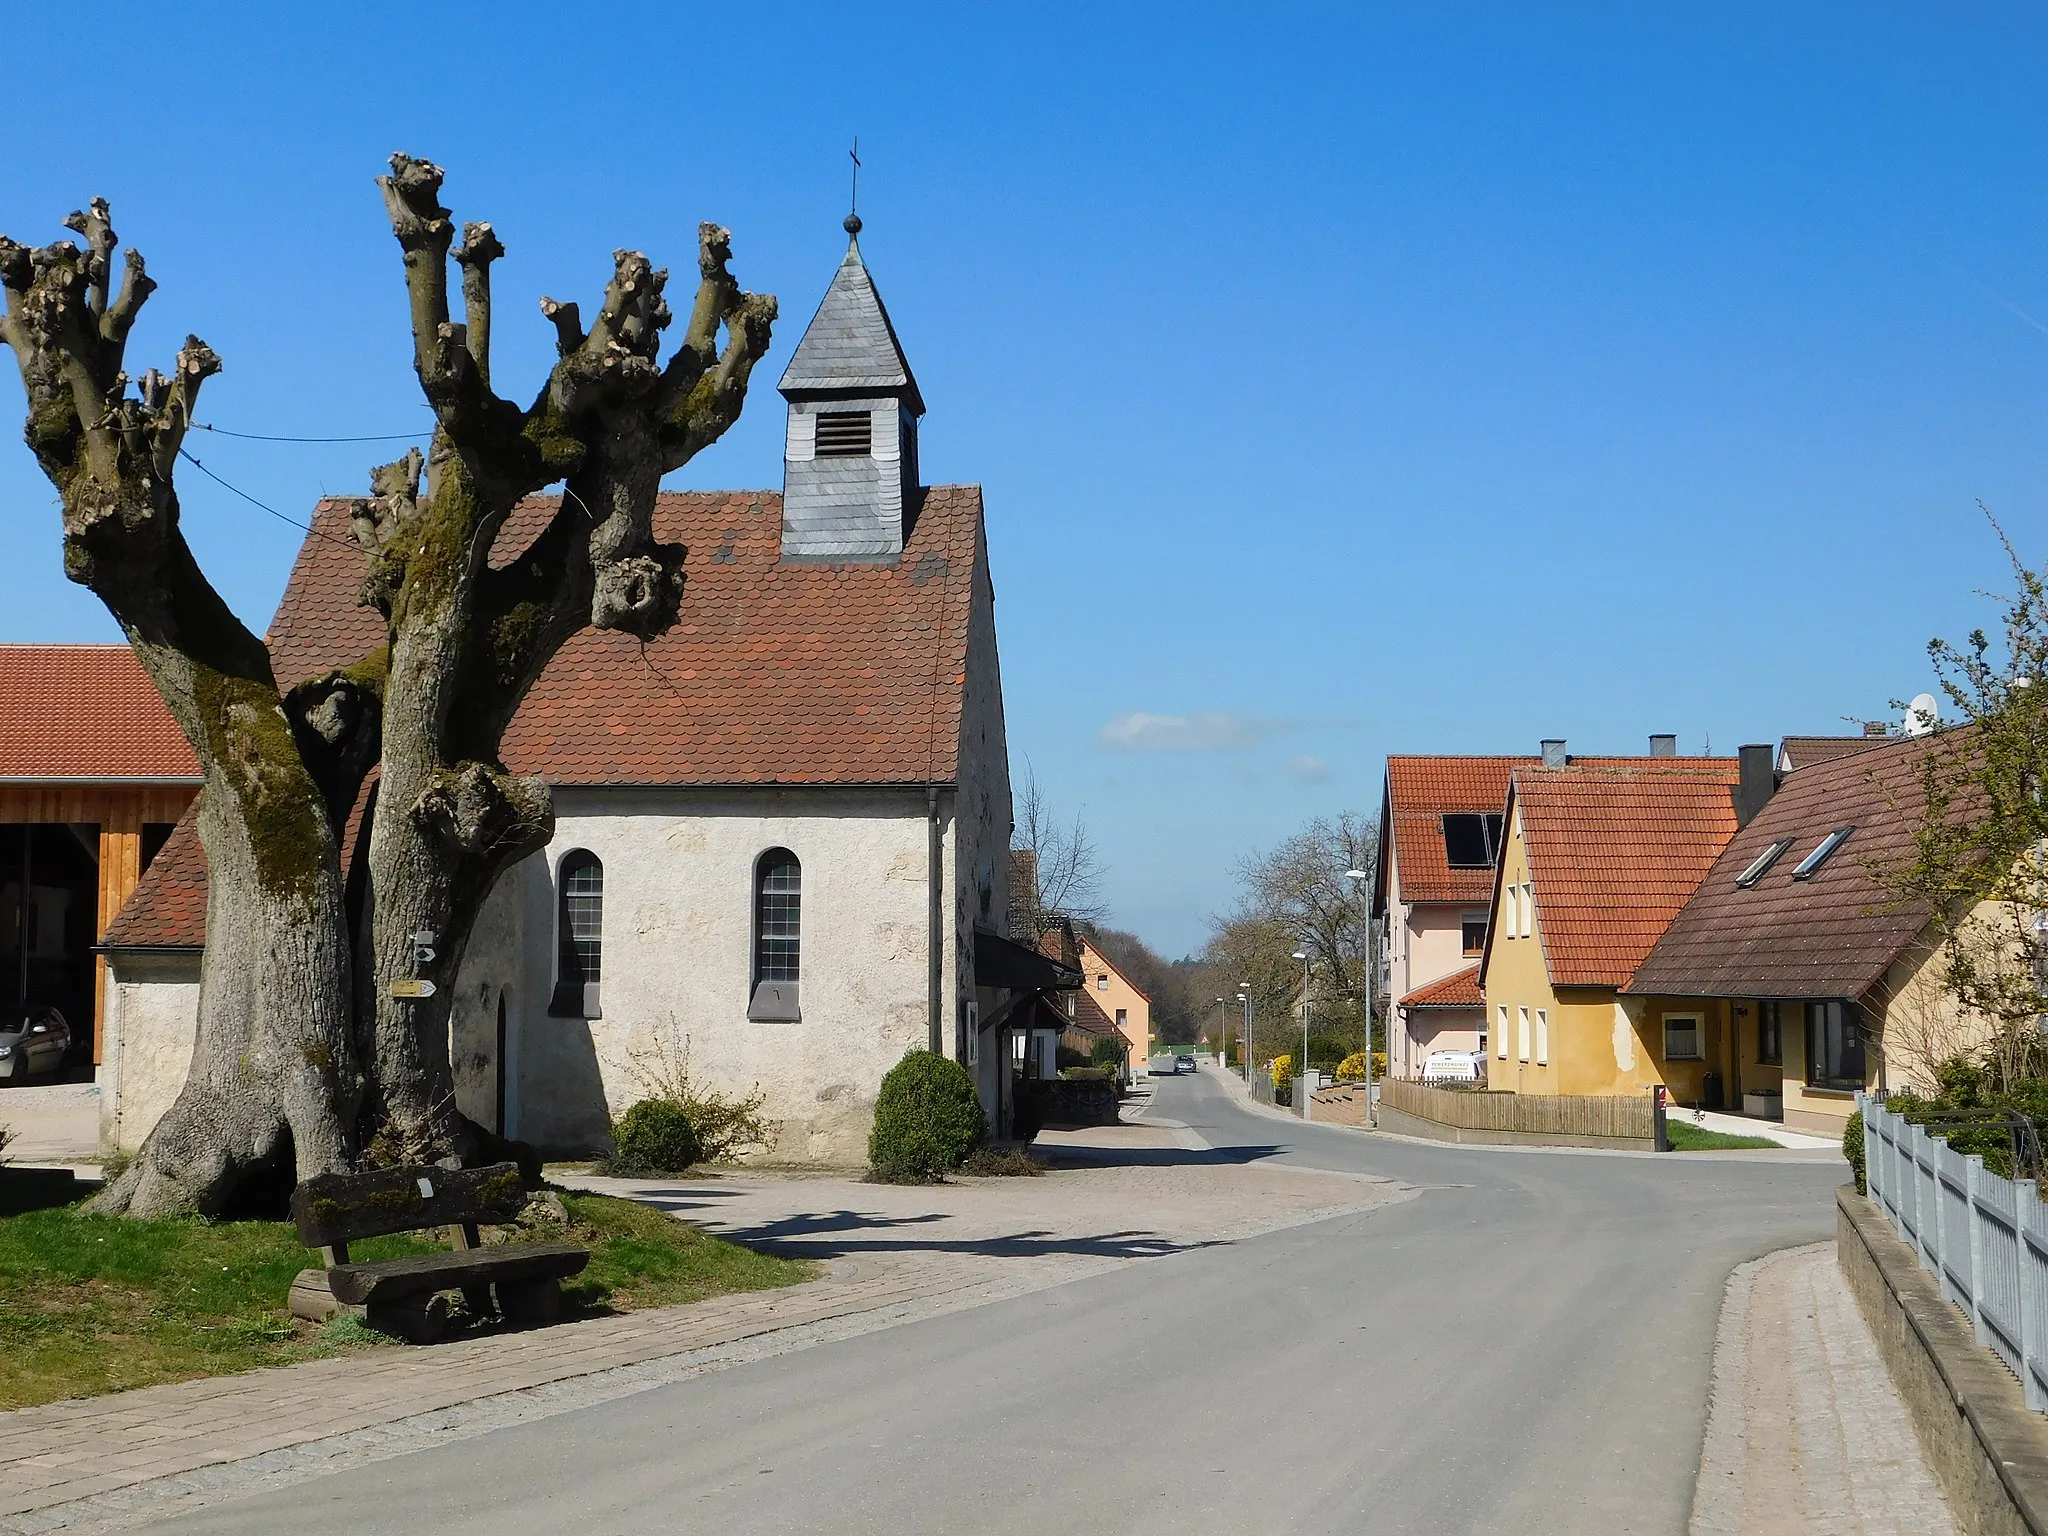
[1420,1050,1483,1084]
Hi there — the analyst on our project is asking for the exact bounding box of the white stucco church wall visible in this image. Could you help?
[449,788,958,1164]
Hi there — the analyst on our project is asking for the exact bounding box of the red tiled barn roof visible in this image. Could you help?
[0,645,200,781]
[1511,760,1743,989]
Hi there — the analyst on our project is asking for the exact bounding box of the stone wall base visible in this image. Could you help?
[1837,1184,2048,1535]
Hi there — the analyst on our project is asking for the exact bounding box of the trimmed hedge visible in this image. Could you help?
[1843,1109,1865,1193]
[868,1051,986,1182]
[610,1099,702,1175]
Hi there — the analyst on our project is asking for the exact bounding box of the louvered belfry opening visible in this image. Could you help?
[813,411,873,458]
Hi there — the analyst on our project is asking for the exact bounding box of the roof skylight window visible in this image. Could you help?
[1792,826,1855,881]
[1735,837,1797,889]
[1442,813,1504,869]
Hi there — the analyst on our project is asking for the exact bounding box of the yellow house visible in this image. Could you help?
[1478,745,1747,1102]
[1627,729,2000,1136]
[1073,936,1152,1076]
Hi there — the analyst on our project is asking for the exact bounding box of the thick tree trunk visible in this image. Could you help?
[95,772,355,1215]
[4,171,774,1214]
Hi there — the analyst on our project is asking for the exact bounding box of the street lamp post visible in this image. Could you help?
[1344,868,1375,1127]
[1237,983,1252,1083]
[1292,950,1310,1095]
[1213,997,1227,1065]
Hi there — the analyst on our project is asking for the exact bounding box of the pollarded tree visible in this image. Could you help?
[0,158,775,1215]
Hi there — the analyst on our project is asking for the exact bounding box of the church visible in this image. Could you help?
[99,218,1060,1164]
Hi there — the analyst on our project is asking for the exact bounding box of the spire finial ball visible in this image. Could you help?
[844,212,863,236]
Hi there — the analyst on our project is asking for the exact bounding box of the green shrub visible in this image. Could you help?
[868,1050,986,1182]
[1843,1110,1865,1193]
[608,1099,702,1175]
[1090,1036,1126,1070]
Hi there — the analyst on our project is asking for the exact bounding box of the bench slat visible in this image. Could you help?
[326,1242,590,1305]
[290,1162,528,1247]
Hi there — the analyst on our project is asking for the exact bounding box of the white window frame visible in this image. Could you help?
[1663,1013,1705,1061]
[1496,1004,1509,1059]
[1520,884,1535,939]
[1518,1005,1531,1063]
[1535,1008,1548,1065]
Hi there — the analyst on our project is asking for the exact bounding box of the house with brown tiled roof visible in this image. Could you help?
[1625,729,1996,1135]
[102,225,1030,1163]
[0,645,199,1082]
[1476,742,1756,1102]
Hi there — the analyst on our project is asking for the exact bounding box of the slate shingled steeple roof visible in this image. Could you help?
[778,230,924,414]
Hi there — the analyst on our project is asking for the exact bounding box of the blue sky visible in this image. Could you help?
[4,5,2047,957]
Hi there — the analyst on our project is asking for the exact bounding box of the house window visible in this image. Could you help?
[1757,1001,1783,1065]
[1115,1008,1127,1027]
[1517,1006,1531,1062]
[1663,1013,1704,1061]
[1792,827,1855,881]
[1496,1005,1509,1059]
[549,850,603,1018]
[748,848,802,1021]
[1535,1008,1548,1065]
[1805,999,1866,1090]
[1442,813,1504,869]
[813,410,872,457]
[1097,974,1109,991]
[1067,994,1076,1018]
[1461,911,1488,955]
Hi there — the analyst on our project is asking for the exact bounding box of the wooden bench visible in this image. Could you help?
[288,1161,589,1344]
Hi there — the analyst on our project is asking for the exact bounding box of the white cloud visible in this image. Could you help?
[1097,711,1293,752]
[1284,754,1329,783]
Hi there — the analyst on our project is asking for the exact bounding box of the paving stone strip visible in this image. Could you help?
[0,1149,1401,1534]
[1690,1242,1956,1536]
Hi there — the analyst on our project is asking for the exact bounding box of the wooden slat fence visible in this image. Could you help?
[1381,1078,1653,1140]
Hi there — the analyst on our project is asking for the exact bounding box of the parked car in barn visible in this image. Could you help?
[0,1007,72,1082]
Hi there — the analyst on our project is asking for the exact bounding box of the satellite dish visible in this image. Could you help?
[1905,693,1939,737]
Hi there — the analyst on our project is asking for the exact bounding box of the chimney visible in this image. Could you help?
[1649,734,1677,758]
[1733,744,1777,828]
[1862,721,1888,738]
[1540,738,1568,768]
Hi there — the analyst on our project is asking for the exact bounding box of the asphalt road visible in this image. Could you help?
[163,1070,1847,1536]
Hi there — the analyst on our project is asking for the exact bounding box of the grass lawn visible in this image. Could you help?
[1666,1120,1781,1152]
[0,1183,814,1412]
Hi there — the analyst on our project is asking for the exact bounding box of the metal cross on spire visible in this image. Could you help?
[845,138,863,237]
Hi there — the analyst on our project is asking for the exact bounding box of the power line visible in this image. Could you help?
[191,422,430,444]
[177,449,356,547]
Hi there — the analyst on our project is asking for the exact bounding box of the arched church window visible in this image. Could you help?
[550,850,603,1017]
[749,849,802,1020]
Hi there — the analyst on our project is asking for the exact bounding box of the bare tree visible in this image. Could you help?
[1011,763,1107,932]
[1883,525,2048,1091]
[1232,812,1378,1029]
[0,161,775,1215]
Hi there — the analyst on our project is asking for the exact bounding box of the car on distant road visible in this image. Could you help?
[1175,1054,1196,1074]
[0,1007,72,1082]
[1420,1049,1483,1085]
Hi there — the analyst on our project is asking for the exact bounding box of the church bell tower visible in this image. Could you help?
[778,213,925,561]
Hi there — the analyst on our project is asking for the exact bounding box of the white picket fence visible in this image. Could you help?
[1859,1091,2048,1410]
